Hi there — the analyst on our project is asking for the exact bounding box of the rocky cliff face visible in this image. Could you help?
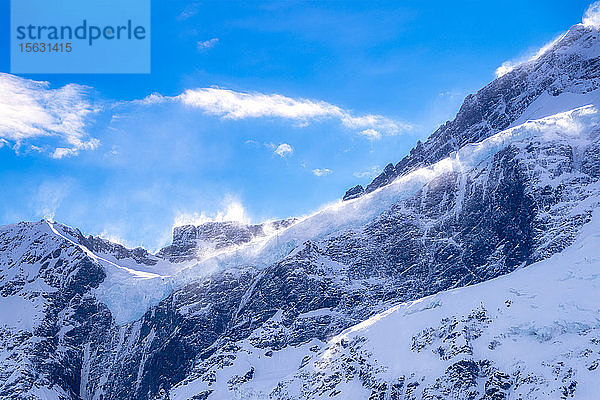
[157,219,297,262]
[345,23,600,200]
[271,213,600,399]
[164,106,600,399]
[0,222,111,400]
[2,22,600,400]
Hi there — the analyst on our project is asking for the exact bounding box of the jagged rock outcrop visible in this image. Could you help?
[345,23,600,199]
[2,20,600,400]
[158,219,297,262]
[342,185,364,201]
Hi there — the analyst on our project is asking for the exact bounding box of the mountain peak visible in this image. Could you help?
[344,20,600,200]
[157,217,298,262]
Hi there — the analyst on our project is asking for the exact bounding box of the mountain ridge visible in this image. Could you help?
[2,19,600,400]
[344,22,600,201]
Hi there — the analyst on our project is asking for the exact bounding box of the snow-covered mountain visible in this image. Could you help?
[2,19,600,400]
[157,218,297,263]
[344,22,600,200]
[268,211,600,400]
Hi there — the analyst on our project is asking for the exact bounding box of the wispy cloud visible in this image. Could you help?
[197,38,219,51]
[33,180,71,221]
[274,143,293,158]
[143,87,411,137]
[359,128,381,141]
[494,32,566,78]
[353,165,380,178]
[312,168,332,176]
[99,229,131,247]
[51,147,81,159]
[0,74,409,160]
[174,196,250,227]
[583,1,600,28]
[177,3,200,20]
[0,73,99,158]
[264,142,294,157]
[438,90,463,99]
[177,88,338,119]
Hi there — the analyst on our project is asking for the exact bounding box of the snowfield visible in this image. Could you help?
[95,104,600,324]
[171,207,600,399]
[2,18,600,400]
[297,211,600,399]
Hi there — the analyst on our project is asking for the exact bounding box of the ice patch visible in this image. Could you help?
[96,106,600,324]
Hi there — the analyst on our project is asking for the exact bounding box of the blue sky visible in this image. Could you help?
[0,0,595,250]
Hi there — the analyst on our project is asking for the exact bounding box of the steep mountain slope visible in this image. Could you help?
[344,22,600,200]
[0,221,111,400]
[270,210,600,400]
[157,219,297,263]
[1,20,600,400]
[162,105,600,400]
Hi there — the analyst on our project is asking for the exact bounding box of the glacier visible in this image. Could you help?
[2,17,600,400]
[166,209,600,399]
[269,208,600,399]
[94,104,600,324]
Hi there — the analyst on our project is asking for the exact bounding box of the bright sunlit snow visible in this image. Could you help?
[92,104,599,324]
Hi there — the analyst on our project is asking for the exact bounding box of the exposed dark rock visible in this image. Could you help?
[343,184,364,201]
[158,218,297,262]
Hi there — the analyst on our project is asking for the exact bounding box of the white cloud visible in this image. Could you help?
[274,143,293,158]
[51,140,99,159]
[583,2,600,28]
[99,229,131,247]
[494,32,566,78]
[174,197,251,227]
[33,180,71,221]
[51,147,79,159]
[178,3,200,20]
[0,73,408,160]
[312,168,332,176]
[197,38,219,51]
[353,165,381,178]
[152,87,412,136]
[359,128,382,141]
[178,88,339,120]
[495,61,517,78]
[439,90,462,98]
[0,73,99,157]
[341,114,409,135]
